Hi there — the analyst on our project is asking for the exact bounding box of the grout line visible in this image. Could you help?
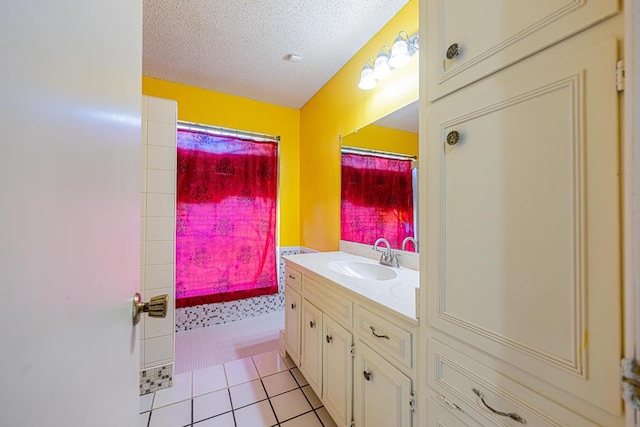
[259,374,281,425]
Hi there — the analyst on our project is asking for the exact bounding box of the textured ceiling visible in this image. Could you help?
[143,0,409,109]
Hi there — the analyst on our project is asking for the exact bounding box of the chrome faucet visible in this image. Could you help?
[373,238,400,268]
[401,236,418,252]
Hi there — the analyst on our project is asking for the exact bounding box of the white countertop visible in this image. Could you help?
[283,251,419,321]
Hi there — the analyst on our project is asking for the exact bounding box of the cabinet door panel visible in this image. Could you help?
[355,342,412,427]
[323,315,353,427]
[285,287,301,365]
[300,301,323,396]
[426,39,620,415]
[427,0,618,100]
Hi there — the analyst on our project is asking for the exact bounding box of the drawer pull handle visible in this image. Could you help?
[446,130,460,146]
[326,335,333,343]
[446,43,460,59]
[363,370,372,381]
[291,303,296,310]
[472,388,526,424]
[288,274,296,279]
[370,326,390,339]
[310,320,315,328]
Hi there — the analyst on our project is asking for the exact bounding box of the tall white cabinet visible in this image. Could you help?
[420,2,624,426]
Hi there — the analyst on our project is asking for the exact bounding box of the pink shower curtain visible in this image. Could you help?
[341,153,414,250]
[175,130,278,308]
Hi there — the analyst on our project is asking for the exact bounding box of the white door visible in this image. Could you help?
[0,1,142,426]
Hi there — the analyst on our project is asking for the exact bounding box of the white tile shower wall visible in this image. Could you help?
[140,95,177,395]
[175,246,307,331]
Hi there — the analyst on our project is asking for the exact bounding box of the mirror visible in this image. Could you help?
[340,101,419,252]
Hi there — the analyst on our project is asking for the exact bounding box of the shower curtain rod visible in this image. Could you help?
[177,121,280,144]
[341,145,416,161]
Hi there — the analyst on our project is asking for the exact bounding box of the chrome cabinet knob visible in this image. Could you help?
[446,43,460,59]
[132,293,168,326]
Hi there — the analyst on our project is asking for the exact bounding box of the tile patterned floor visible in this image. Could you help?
[140,350,338,427]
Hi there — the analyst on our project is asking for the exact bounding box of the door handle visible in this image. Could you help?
[132,292,168,326]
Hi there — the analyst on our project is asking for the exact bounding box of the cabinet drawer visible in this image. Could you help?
[356,306,412,369]
[426,0,618,100]
[304,275,353,328]
[428,338,598,427]
[285,267,302,292]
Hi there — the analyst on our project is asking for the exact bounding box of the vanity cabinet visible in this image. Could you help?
[423,7,623,426]
[426,0,618,101]
[355,341,413,427]
[284,256,418,427]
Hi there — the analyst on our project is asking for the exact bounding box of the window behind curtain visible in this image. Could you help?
[175,129,278,308]
[341,153,414,250]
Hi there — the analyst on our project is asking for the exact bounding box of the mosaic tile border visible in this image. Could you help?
[140,363,173,396]
[174,246,305,332]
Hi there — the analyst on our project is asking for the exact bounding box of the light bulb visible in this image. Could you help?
[373,50,392,80]
[358,64,377,90]
[389,36,410,68]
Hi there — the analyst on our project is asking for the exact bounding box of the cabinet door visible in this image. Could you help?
[426,0,618,100]
[426,38,620,416]
[300,301,323,396]
[285,287,301,365]
[355,341,413,427]
[323,315,353,427]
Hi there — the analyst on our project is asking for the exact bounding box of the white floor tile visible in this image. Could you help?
[224,357,259,387]
[193,364,227,397]
[252,351,288,377]
[153,372,192,408]
[302,385,322,409]
[316,407,338,427]
[140,393,154,413]
[233,400,277,427]
[280,411,323,427]
[149,400,192,427]
[139,412,150,427]
[262,371,298,397]
[229,379,267,409]
[193,389,232,422]
[290,367,308,386]
[194,412,235,426]
[270,389,313,423]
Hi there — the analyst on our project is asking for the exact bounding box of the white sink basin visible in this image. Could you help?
[328,261,397,282]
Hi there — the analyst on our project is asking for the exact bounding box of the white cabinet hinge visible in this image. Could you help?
[617,60,625,92]
[622,358,640,409]
[350,344,355,358]
[409,391,416,412]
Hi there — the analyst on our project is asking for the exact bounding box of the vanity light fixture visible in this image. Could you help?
[358,59,378,90]
[358,30,419,90]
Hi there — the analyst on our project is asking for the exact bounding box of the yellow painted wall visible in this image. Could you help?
[142,77,301,246]
[299,0,419,251]
[341,124,418,158]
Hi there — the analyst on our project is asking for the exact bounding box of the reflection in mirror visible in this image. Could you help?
[340,101,418,252]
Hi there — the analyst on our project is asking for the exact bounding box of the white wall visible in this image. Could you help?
[140,96,177,393]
